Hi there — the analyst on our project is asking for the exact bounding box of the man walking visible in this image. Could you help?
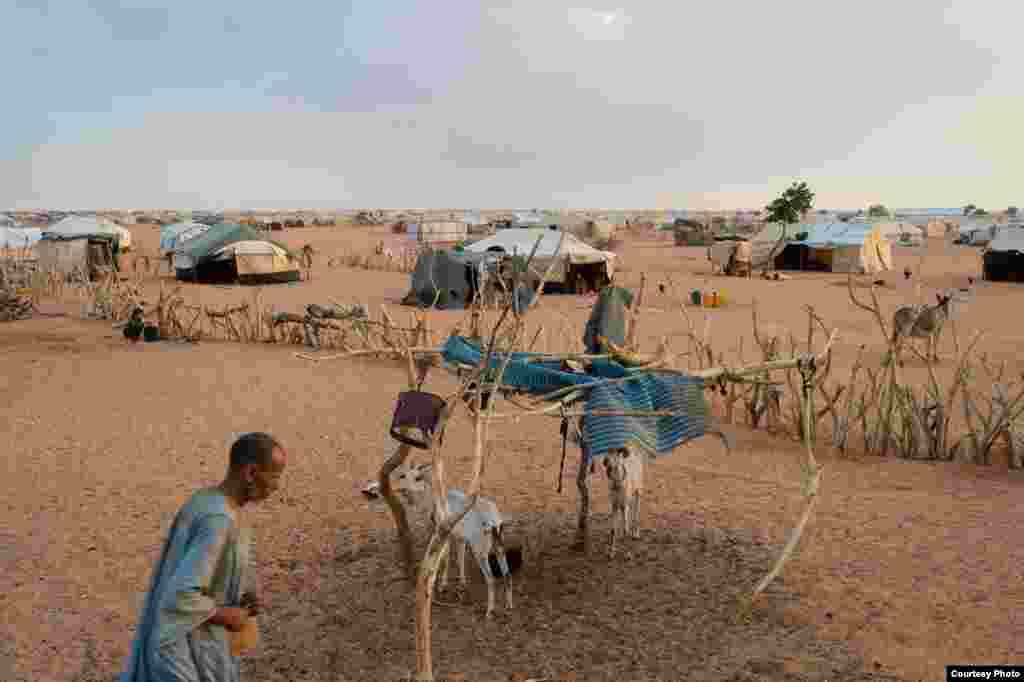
[120,432,287,681]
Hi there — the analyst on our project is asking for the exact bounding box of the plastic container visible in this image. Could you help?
[690,289,702,306]
[229,617,259,657]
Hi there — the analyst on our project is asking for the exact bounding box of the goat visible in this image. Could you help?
[392,462,517,618]
[890,291,955,362]
[602,447,644,556]
[571,433,646,557]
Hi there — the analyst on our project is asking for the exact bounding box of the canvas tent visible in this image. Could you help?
[463,228,616,288]
[39,216,122,277]
[173,223,299,284]
[408,220,468,246]
[402,248,494,309]
[0,226,42,251]
[749,223,789,270]
[875,221,924,244]
[161,222,211,256]
[983,227,1024,282]
[774,222,892,274]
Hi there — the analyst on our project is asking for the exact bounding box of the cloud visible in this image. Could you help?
[1,1,1019,208]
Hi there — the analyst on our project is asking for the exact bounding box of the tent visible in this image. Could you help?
[875,221,924,244]
[408,220,468,245]
[113,224,133,251]
[173,223,299,284]
[463,228,616,288]
[160,222,211,255]
[749,223,789,270]
[956,221,997,245]
[983,227,1024,282]
[774,222,892,274]
[39,216,123,277]
[402,248,494,309]
[0,226,42,251]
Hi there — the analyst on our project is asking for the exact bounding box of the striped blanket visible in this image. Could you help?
[440,336,727,461]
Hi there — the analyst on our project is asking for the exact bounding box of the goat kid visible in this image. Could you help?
[602,447,645,556]
[392,463,514,618]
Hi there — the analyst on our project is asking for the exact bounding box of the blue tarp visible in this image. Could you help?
[440,335,717,461]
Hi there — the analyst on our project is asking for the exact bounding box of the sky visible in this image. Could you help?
[1,1,1021,210]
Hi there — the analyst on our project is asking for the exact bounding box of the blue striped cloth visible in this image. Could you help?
[440,335,718,460]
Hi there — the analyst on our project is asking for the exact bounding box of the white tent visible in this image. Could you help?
[464,228,616,283]
[0,226,42,250]
[45,216,121,240]
[161,222,210,256]
[875,221,924,243]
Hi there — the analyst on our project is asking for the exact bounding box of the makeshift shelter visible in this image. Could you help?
[463,228,616,290]
[875,221,924,244]
[749,223,789,271]
[408,220,468,246]
[173,223,299,284]
[401,248,494,309]
[958,222,998,246]
[0,226,42,251]
[983,227,1024,282]
[160,222,210,256]
[39,216,123,277]
[774,222,892,274]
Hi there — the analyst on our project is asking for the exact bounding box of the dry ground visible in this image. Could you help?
[1,224,1022,681]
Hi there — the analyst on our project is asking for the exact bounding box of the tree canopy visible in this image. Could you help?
[765,181,815,225]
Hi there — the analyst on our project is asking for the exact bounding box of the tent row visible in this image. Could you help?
[402,228,616,309]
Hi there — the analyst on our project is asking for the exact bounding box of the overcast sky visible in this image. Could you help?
[1,1,1020,210]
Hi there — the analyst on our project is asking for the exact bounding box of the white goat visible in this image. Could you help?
[392,462,514,618]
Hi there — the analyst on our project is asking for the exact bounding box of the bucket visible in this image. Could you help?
[690,289,702,306]
[390,391,447,449]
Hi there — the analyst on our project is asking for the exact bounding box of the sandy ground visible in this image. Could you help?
[2,224,1023,681]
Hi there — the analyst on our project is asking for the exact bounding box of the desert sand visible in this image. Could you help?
[2,223,1021,681]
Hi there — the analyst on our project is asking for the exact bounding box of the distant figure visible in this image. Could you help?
[119,433,287,682]
[903,266,912,281]
[658,283,666,295]
[123,306,145,345]
[968,276,975,286]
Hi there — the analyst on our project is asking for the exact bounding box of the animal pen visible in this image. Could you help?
[298,233,835,681]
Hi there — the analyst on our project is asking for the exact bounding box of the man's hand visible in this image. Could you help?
[239,591,263,616]
[210,607,249,632]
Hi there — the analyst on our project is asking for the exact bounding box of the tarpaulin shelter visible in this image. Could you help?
[173,223,299,284]
[402,248,495,309]
[774,222,892,274]
[161,222,210,256]
[39,216,123,277]
[463,228,615,289]
[983,227,1024,282]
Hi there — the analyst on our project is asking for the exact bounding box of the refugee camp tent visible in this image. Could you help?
[957,221,997,246]
[774,222,892,274]
[173,223,299,284]
[401,248,494,309]
[983,227,1024,282]
[0,226,42,251]
[160,222,210,256]
[749,223,789,270]
[875,221,924,244]
[38,216,123,277]
[408,220,468,246]
[463,228,616,288]
[113,224,133,251]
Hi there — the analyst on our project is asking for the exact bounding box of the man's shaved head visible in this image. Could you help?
[229,432,284,473]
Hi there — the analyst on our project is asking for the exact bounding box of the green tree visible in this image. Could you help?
[963,204,977,216]
[765,181,815,224]
[974,208,988,216]
[867,204,889,218]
